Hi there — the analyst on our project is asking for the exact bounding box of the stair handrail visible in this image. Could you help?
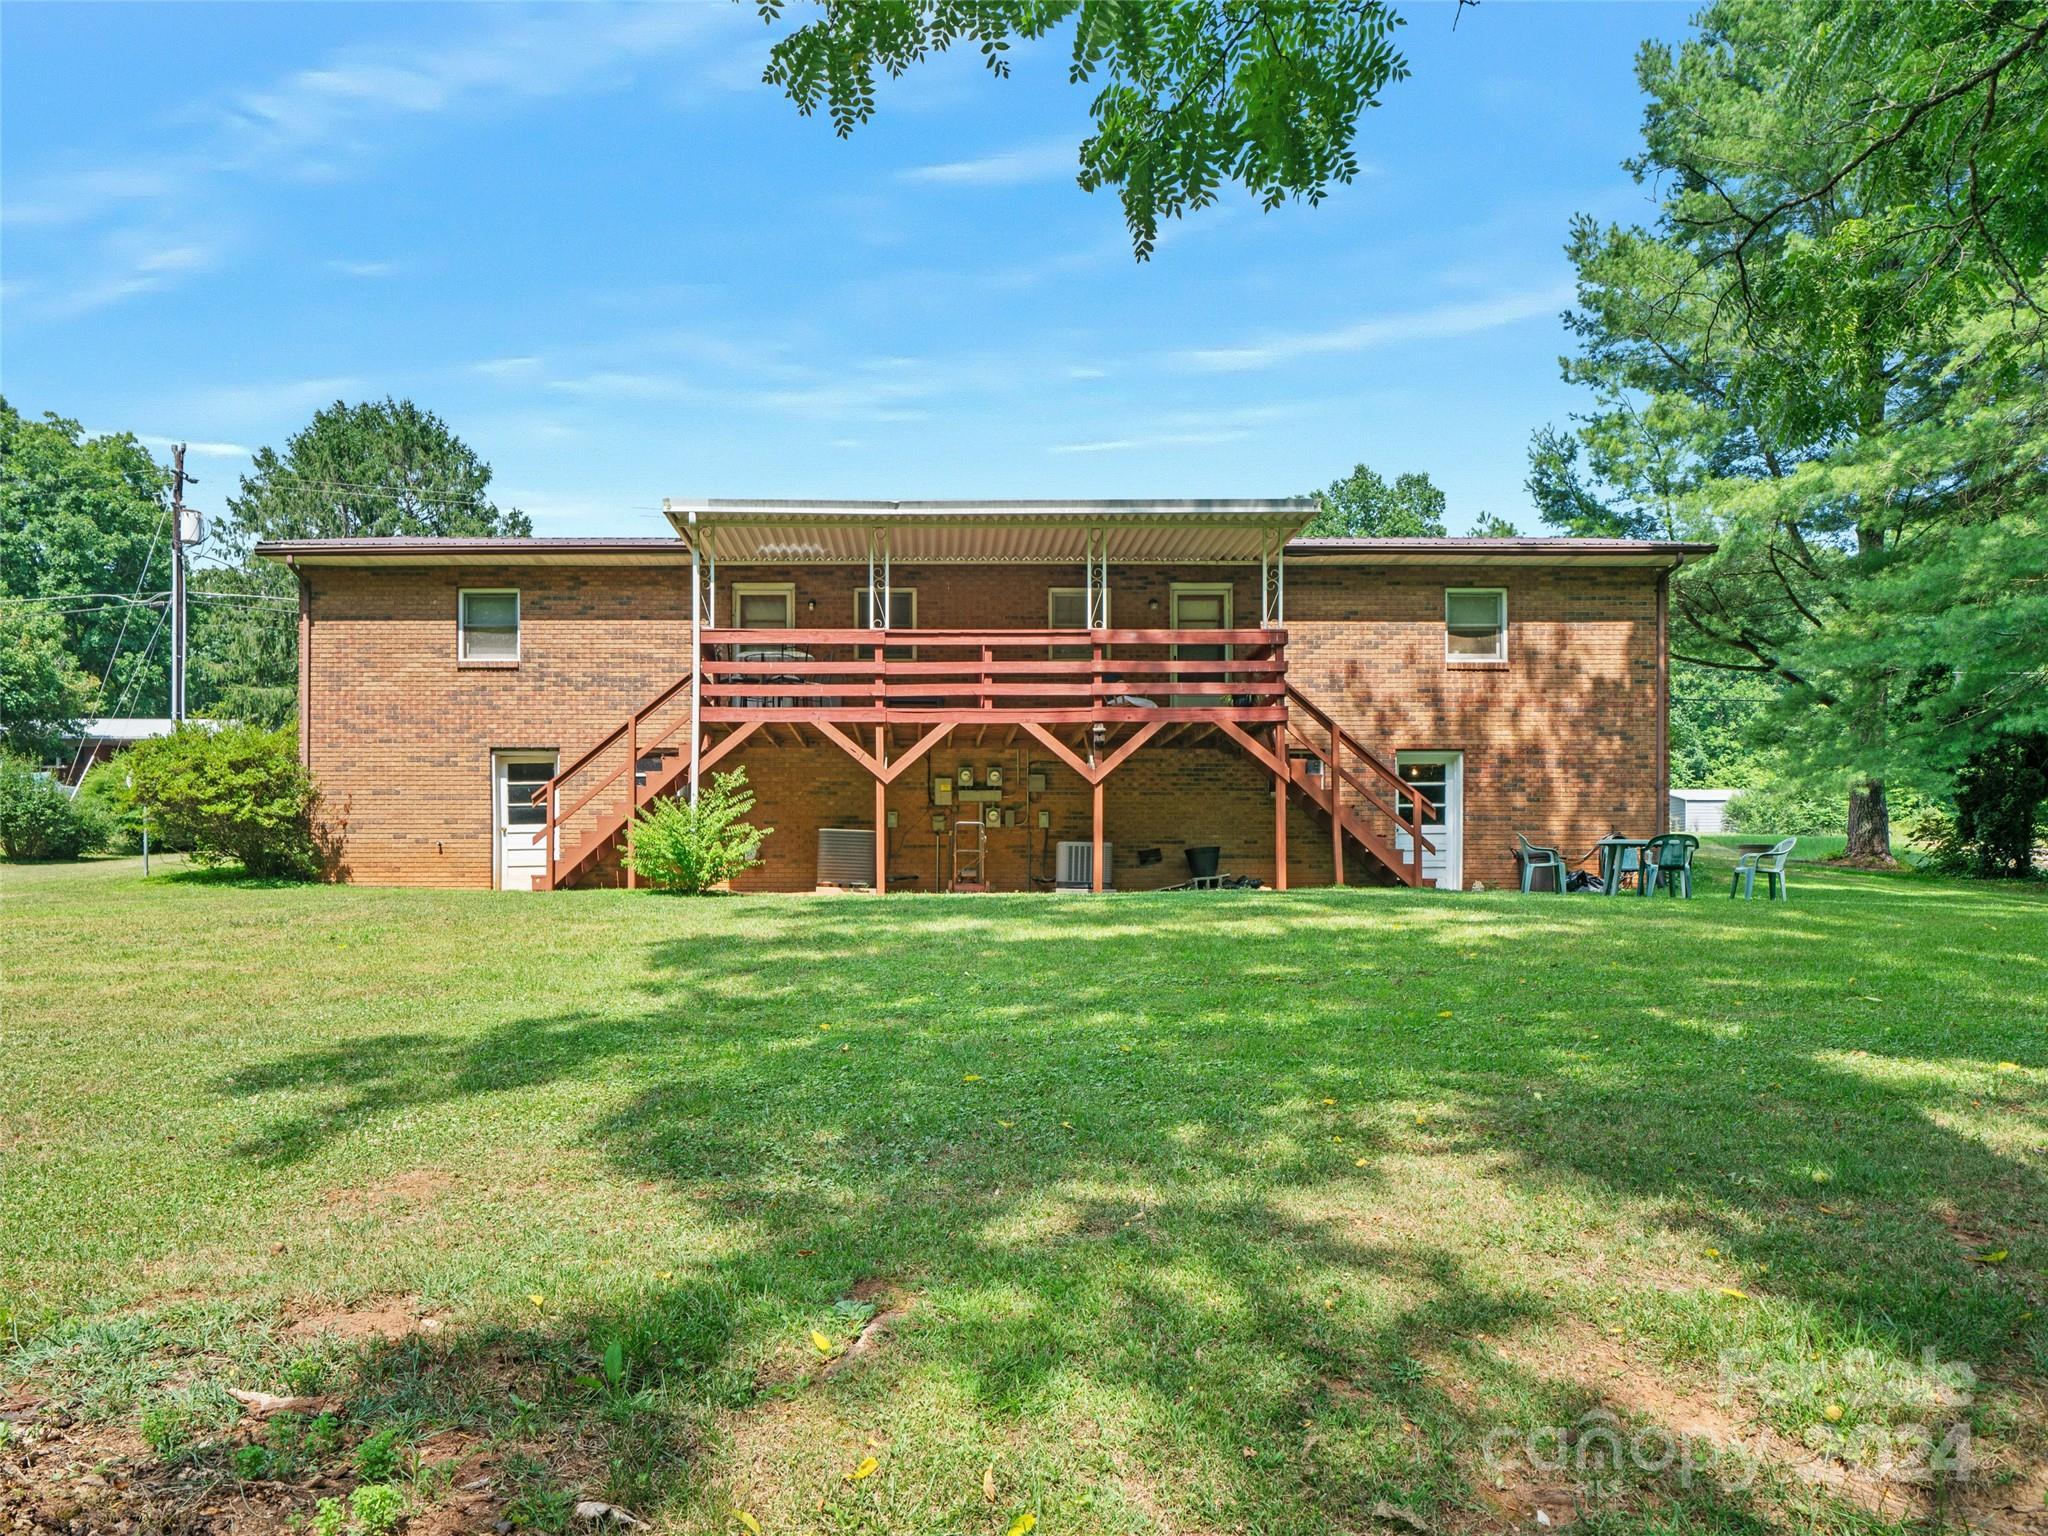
[529,672,694,888]
[1284,684,1435,880]
[1285,723,1435,856]
[1283,685,1434,820]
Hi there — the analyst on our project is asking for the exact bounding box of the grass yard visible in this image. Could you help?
[3,851,2045,1535]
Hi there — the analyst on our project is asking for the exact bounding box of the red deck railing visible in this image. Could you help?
[524,626,1289,889]
[697,626,1287,723]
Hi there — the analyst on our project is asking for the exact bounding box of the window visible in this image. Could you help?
[853,586,916,660]
[459,589,519,662]
[729,584,796,663]
[1048,587,1105,660]
[1445,588,1507,663]
[731,583,794,629]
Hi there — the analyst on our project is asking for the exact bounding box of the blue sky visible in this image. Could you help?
[1,1,1691,541]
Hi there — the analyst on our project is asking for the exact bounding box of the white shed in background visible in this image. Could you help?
[1669,788,1738,833]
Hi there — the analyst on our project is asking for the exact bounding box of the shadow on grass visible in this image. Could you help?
[213,880,2047,1530]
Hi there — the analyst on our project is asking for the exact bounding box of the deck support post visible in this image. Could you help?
[1091,778,1105,894]
[874,726,888,895]
[625,713,638,889]
[1329,727,1344,888]
[1272,724,1288,891]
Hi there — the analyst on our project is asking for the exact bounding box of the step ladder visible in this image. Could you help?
[950,818,988,893]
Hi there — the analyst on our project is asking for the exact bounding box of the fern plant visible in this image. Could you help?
[624,767,771,893]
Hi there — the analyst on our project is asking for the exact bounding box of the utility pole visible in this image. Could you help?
[170,445,189,721]
[168,446,205,722]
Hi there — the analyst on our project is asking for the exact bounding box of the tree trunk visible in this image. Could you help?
[1845,779,1893,862]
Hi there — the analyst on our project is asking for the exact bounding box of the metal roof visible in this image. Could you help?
[664,498,1316,565]
[75,717,179,741]
[252,526,1716,570]
[1286,537,1716,568]
[255,537,691,567]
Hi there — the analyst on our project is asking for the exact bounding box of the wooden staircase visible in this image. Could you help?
[527,675,1433,892]
[1275,684,1436,888]
[524,675,697,891]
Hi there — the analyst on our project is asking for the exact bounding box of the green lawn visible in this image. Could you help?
[4,852,2045,1534]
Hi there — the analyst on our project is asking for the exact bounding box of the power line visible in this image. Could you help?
[61,505,167,786]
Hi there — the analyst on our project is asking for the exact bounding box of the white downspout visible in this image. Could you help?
[688,509,702,804]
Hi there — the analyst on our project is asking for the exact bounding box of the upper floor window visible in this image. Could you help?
[459,589,519,662]
[1445,588,1506,663]
[1047,587,1103,660]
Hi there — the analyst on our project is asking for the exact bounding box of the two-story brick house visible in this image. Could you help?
[258,499,1710,894]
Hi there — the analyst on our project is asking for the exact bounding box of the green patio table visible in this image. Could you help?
[1595,836,1651,895]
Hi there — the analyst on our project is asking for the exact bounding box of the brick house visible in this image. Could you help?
[258,499,1710,894]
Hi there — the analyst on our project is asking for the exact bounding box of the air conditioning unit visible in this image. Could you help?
[817,827,875,889]
[1055,840,1113,891]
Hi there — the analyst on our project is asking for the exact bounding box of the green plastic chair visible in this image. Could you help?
[1730,837,1796,901]
[1640,833,1699,897]
[1516,833,1568,894]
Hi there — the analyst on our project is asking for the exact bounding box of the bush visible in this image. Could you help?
[122,723,321,879]
[73,757,156,854]
[1724,781,1845,838]
[0,756,105,860]
[624,767,770,892]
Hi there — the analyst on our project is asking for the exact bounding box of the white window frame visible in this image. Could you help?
[459,588,520,663]
[729,582,796,629]
[1444,587,1507,665]
[852,585,917,659]
[1048,586,1106,660]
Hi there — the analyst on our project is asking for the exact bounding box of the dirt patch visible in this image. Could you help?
[1469,1320,1993,1529]
[0,1406,511,1536]
[0,1407,311,1536]
[319,1169,458,1215]
[821,1283,915,1379]
[405,1430,503,1536]
[280,1295,446,1346]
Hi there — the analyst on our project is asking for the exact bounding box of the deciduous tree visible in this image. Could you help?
[1304,464,1446,537]
[758,0,1409,258]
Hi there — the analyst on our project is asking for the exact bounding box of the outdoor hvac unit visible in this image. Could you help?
[1055,840,1113,891]
[817,827,876,889]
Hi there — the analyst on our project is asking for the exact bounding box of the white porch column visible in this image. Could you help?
[688,511,702,804]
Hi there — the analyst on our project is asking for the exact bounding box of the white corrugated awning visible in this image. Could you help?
[663,499,1315,565]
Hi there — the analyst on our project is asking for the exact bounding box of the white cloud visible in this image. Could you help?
[21,235,225,320]
[545,371,695,401]
[1048,430,1252,455]
[137,436,253,458]
[1168,285,1575,374]
[3,4,744,317]
[899,138,1075,188]
[470,355,545,379]
[181,375,364,422]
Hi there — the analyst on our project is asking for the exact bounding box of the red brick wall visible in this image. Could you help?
[297,558,1664,891]
[301,564,690,887]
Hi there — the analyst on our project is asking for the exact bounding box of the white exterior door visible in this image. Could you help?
[1394,752,1463,891]
[494,752,557,891]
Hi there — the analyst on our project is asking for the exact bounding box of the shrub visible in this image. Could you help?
[349,1483,405,1536]
[0,755,104,860]
[624,767,770,893]
[73,756,154,853]
[1724,781,1845,838]
[354,1425,402,1480]
[123,723,320,879]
